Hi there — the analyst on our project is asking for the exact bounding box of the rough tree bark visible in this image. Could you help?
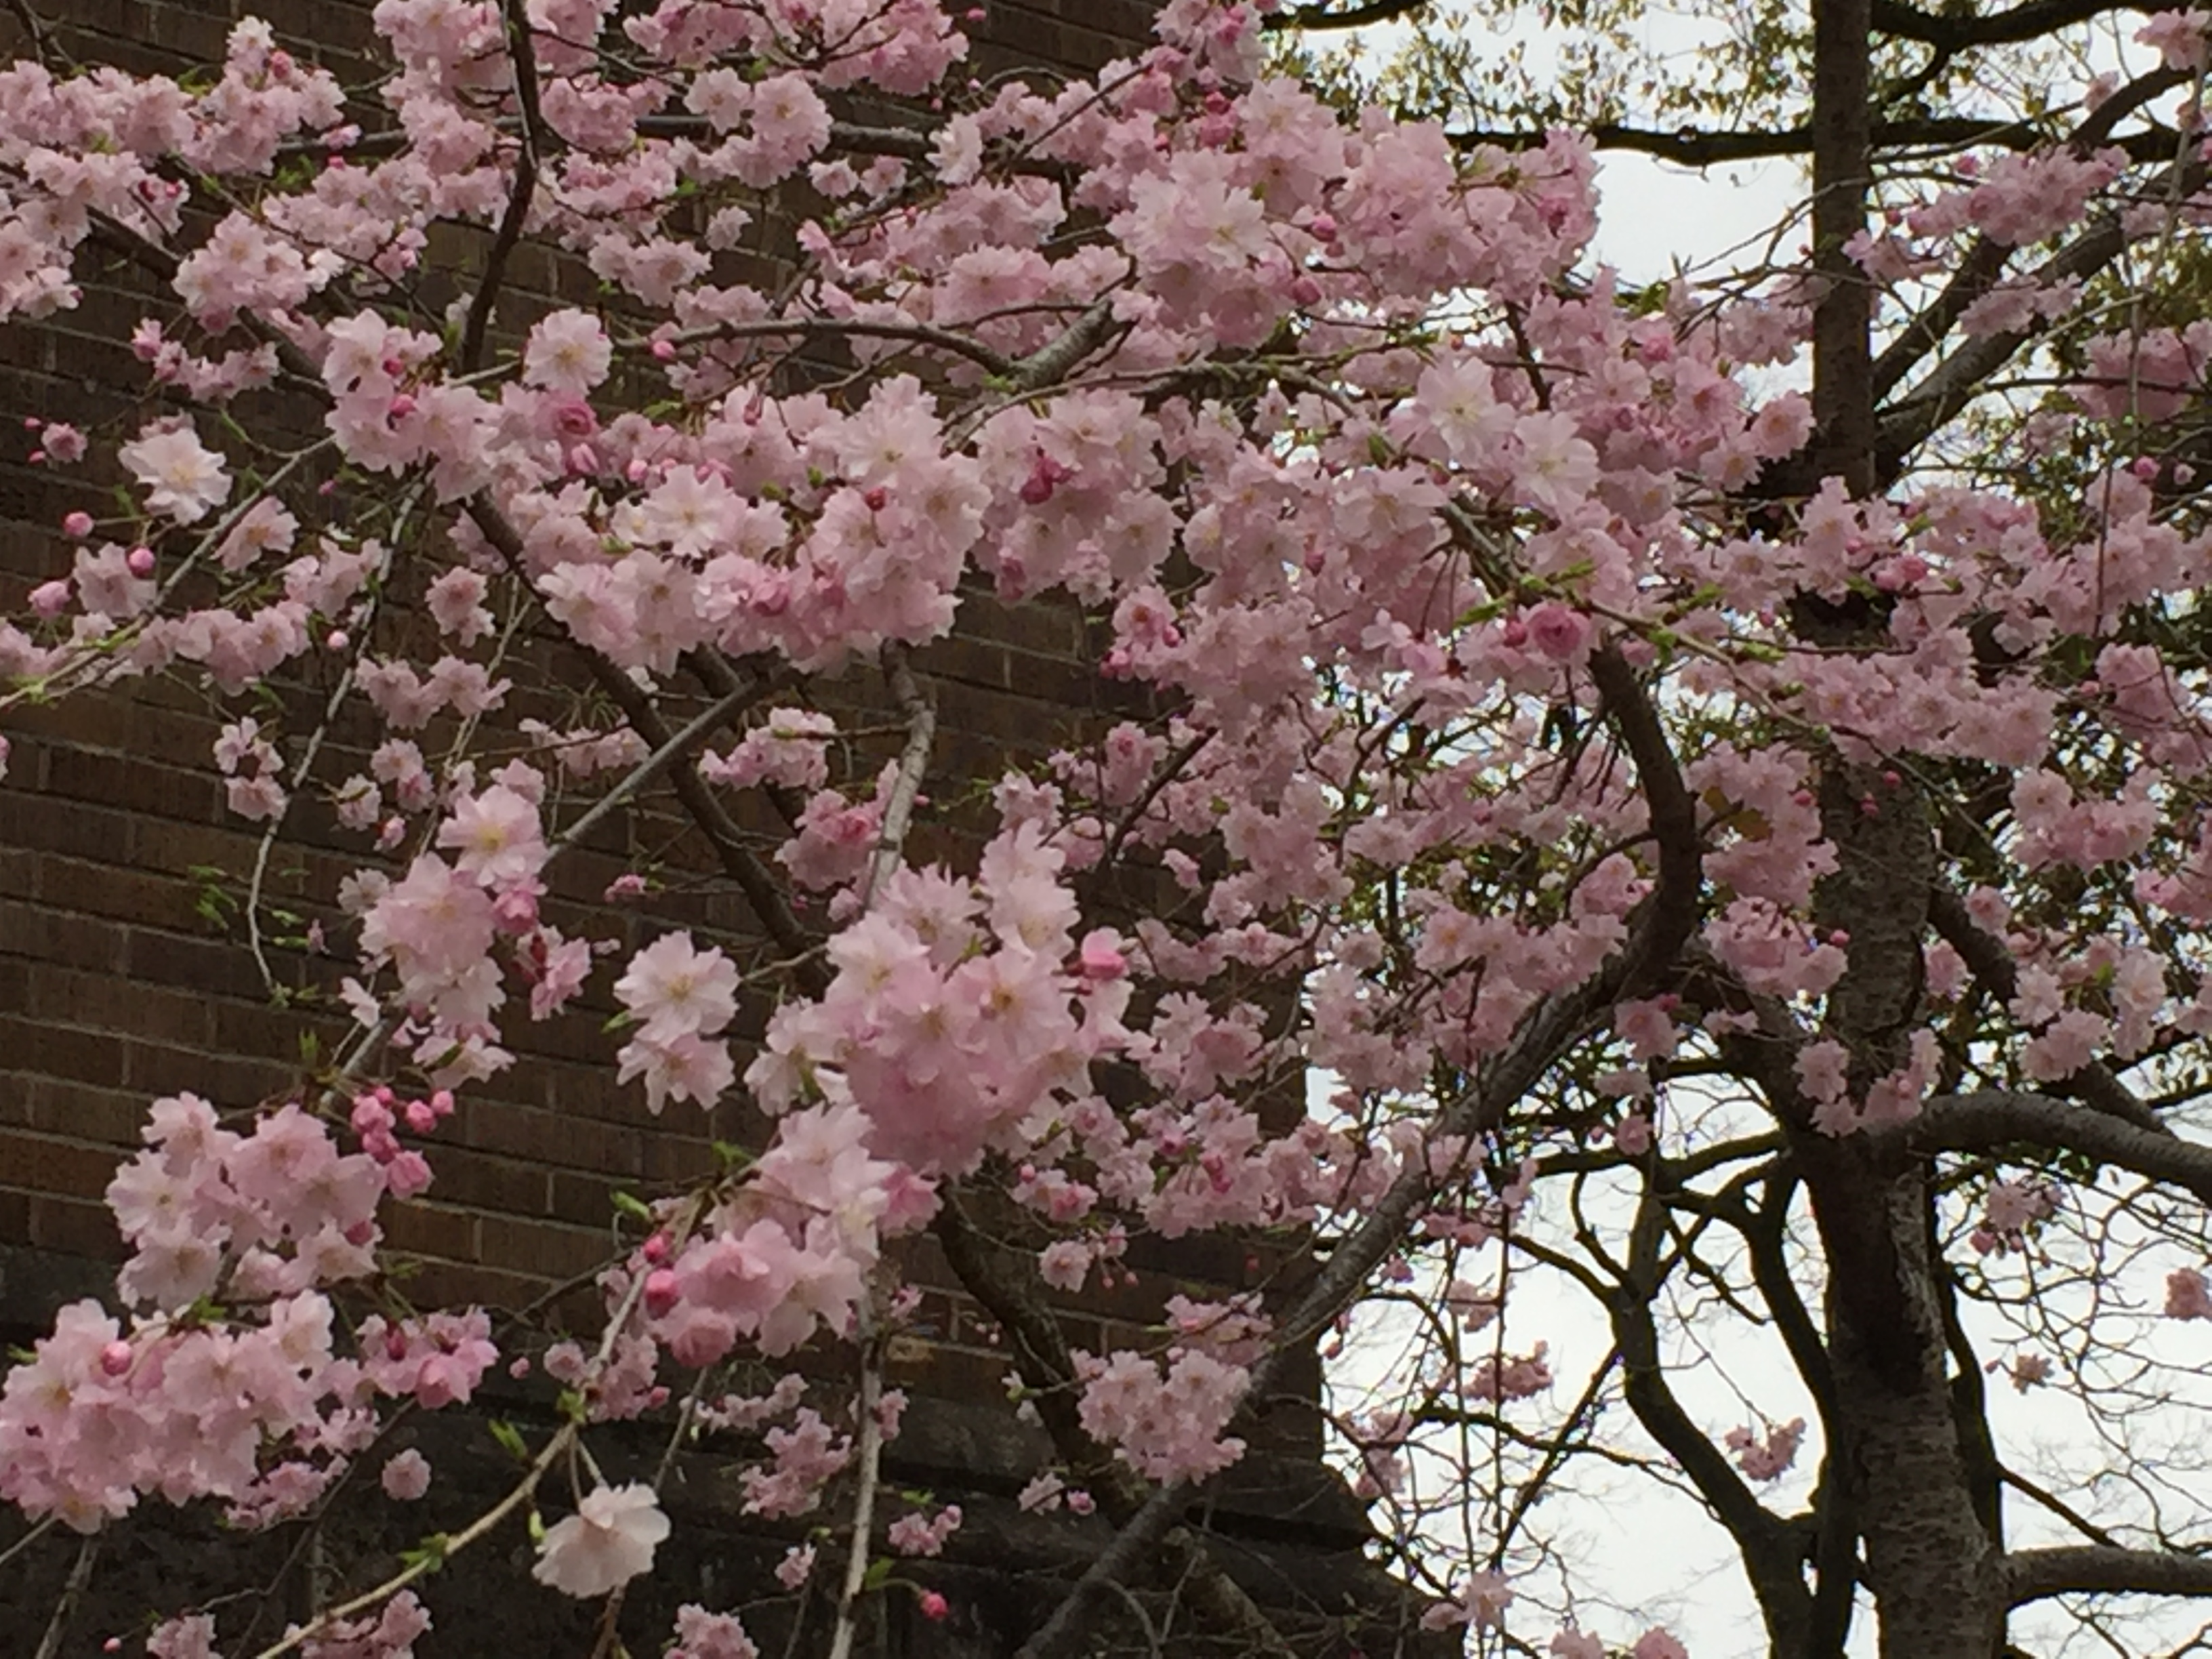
[1787,1,2007,1651]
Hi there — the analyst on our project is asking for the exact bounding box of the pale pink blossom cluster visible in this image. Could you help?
[1971,1179,2060,1256]
[1075,1349,1250,1482]
[1724,1418,1806,1481]
[886,1502,963,1556]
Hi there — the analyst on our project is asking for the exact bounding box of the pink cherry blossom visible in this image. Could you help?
[533,1483,672,1597]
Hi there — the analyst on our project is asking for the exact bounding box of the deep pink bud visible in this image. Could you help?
[404,1099,437,1134]
[919,1591,950,1621]
[61,510,92,538]
[100,1340,133,1377]
[863,486,887,512]
[125,546,155,577]
[386,393,417,420]
[644,1268,680,1317]
[651,338,677,361]
[642,1232,671,1265]
[386,1150,433,1198]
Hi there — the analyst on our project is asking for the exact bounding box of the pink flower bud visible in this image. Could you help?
[642,1232,671,1265]
[100,1340,133,1377]
[404,1099,437,1134]
[1078,930,1127,980]
[125,546,155,577]
[325,629,348,651]
[386,1150,433,1197]
[918,1592,950,1622]
[61,511,93,538]
[29,579,70,617]
[863,486,888,512]
[430,1089,455,1117]
[651,338,677,361]
[644,1268,680,1317]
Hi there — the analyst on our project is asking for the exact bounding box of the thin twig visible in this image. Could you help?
[459,0,544,372]
[554,667,787,855]
[861,646,935,907]
[825,1311,886,1659]
[31,1536,98,1659]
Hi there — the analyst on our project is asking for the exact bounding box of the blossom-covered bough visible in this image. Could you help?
[7,0,2212,1652]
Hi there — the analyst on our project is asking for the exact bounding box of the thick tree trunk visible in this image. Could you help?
[1798,2,2011,1639]
[1799,754,2007,1655]
[1809,1160,2008,1658]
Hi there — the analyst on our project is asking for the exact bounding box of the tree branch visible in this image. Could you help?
[460,0,544,373]
[1264,0,1431,29]
[1457,115,2059,167]
[2007,1544,2212,1605]
[1913,1090,2212,1200]
[1925,884,2169,1134]
[1871,0,2168,49]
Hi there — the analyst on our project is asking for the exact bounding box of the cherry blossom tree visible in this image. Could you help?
[5,0,2212,1655]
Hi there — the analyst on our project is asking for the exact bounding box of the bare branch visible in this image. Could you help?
[1914,1090,2212,1200]
[1265,0,1431,30]
[861,645,937,907]
[2007,1544,2212,1606]
[461,0,544,373]
[1871,0,2169,49]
